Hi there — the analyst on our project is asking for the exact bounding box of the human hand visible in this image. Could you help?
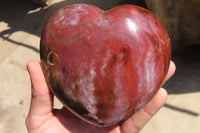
[25,60,175,133]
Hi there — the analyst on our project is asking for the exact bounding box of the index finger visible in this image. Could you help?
[164,60,176,83]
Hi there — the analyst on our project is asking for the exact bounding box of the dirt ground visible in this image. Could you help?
[0,0,200,132]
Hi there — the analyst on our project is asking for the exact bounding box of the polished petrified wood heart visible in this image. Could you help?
[40,4,171,126]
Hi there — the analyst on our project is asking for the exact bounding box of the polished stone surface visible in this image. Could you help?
[40,4,170,126]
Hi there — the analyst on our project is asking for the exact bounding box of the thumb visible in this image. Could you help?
[26,60,53,117]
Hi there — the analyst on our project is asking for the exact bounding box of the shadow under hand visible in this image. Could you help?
[164,103,199,116]
[164,45,200,94]
[163,45,200,117]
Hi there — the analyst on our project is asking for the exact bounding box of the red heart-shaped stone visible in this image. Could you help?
[40,4,171,127]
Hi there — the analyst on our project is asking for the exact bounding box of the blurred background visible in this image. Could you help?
[0,0,199,132]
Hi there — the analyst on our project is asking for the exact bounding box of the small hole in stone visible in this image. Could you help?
[47,51,59,65]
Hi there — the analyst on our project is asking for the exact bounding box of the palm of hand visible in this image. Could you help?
[29,107,121,133]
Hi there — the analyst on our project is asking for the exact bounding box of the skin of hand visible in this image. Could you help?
[25,60,176,133]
